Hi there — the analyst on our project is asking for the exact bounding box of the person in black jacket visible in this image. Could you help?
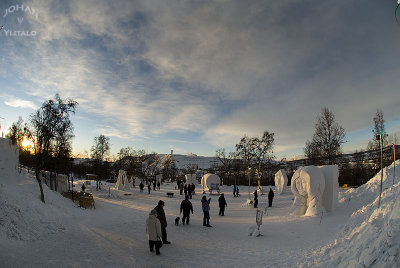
[180,195,193,224]
[268,188,275,207]
[253,190,258,208]
[218,193,227,216]
[154,200,171,244]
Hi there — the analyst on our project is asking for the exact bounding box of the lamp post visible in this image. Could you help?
[248,167,251,200]
[394,143,396,185]
[377,134,383,208]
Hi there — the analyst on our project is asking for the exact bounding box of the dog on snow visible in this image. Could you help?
[175,217,180,226]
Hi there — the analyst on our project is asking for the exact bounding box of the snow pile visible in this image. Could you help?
[291,166,326,217]
[0,138,72,242]
[303,161,400,267]
[274,169,288,194]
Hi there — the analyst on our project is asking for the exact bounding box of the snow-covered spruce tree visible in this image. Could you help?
[304,107,346,165]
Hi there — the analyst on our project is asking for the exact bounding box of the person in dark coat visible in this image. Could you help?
[218,193,227,216]
[268,188,275,207]
[184,184,188,196]
[253,190,258,208]
[201,195,212,227]
[187,184,193,199]
[148,184,151,194]
[154,200,171,244]
[233,185,237,197]
[157,181,161,190]
[139,182,144,192]
[180,195,193,224]
[236,186,240,197]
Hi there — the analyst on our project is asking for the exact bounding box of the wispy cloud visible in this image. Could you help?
[4,97,37,110]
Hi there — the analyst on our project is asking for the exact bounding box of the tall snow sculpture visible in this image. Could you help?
[201,173,220,192]
[318,165,339,212]
[156,174,163,184]
[0,138,19,179]
[185,174,197,185]
[115,170,128,190]
[274,169,288,194]
[290,166,326,217]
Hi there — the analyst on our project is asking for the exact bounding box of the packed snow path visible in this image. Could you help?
[1,161,400,267]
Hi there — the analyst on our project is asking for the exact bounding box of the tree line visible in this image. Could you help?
[6,95,398,202]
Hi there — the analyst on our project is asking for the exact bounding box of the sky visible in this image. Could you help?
[1,0,400,160]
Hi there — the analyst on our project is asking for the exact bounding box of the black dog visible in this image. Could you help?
[175,217,180,225]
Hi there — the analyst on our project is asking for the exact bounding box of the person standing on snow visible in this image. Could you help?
[201,195,212,227]
[268,188,275,207]
[218,193,227,216]
[154,200,171,244]
[253,190,258,208]
[146,209,162,255]
[233,184,237,197]
[180,195,193,224]
[148,183,151,194]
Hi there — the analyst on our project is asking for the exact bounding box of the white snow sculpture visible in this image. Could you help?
[274,169,288,194]
[290,166,326,217]
[201,173,220,192]
[185,174,197,185]
[156,174,163,184]
[0,138,19,178]
[115,170,128,190]
[318,165,339,212]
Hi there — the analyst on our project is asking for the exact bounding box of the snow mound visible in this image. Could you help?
[303,161,400,267]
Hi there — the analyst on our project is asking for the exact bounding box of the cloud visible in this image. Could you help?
[1,0,399,157]
[4,97,37,110]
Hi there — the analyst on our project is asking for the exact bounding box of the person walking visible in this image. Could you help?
[148,184,151,194]
[154,200,171,244]
[157,181,161,190]
[146,209,162,255]
[253,190,258,208]
[201,195,212,227]
[236,186,240,197]
[268,188,275,207]
[233,184,237,197]
[218,193,227,216]
[180,195,193,225]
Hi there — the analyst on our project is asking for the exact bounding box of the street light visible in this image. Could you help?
[377,134,383,208]
[248,167,251,200]
[393,143,396,185]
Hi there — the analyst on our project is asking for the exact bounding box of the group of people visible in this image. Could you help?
[177,181,196,198]
[253,188,275,208]
[146,187,275,255]
[232,184,240,197]
[139,180,161,194]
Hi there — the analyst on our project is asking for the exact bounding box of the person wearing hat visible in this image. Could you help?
[146,209,162,255]
[218,193,227,216]
[154,200,171,244]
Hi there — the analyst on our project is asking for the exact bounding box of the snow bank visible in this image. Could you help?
[290,166,325,217]
[274,169,288,194]
[303,161,400,267]
[201,173,220,191]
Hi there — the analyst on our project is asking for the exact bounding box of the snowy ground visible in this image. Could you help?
[1,161,400,267]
